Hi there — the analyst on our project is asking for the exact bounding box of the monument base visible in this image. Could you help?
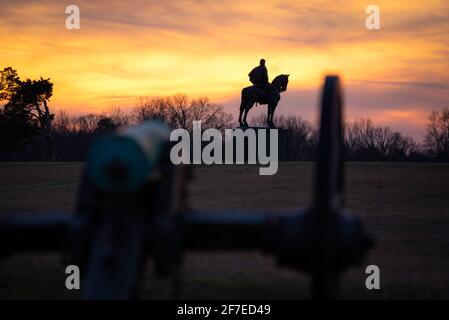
[231,127,289,162]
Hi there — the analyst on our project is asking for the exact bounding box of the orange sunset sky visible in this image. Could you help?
[1,0,448,140]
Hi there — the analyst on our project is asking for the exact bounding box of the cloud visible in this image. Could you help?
[0,0,448,141]
[347,79,449,90]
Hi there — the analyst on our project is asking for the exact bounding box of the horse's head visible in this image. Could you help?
[271,74,289,93]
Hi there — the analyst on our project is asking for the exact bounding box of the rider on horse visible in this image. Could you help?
[239,59,289,128]
[248,58,273,105]
[249,59,270,90]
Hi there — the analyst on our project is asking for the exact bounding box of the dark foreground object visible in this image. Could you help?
[0,76,372,299]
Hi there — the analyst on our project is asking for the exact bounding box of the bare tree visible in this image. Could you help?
[133,94,233,131]
[424,108,449,161]
[250,114,317,160]
[133,96,170,124]
[189,97,233,131]
[75,114,100,134]
[101,107,129,129]
[53,110,72,134]
[345,118,418,161]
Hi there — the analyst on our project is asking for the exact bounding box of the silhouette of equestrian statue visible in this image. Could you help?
[238,59,289,128]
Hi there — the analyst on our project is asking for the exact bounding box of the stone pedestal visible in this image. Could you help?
[230,127,289,162]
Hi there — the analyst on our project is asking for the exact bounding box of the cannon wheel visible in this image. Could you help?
[312,76,344,299]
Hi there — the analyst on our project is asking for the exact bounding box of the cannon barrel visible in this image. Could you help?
[180,211,279,251]
[0,212,72,255]
[180,209,372,272]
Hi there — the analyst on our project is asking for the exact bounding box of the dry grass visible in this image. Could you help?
[0,162,448,299]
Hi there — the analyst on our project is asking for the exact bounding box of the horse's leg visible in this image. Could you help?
[243,102,253,126]
[267,104,272,126]
[267,105,271,126]
[270,97,280,127]
[268,103,276,127]
[238,89,247,127]
[238,109,244,127]
[241,86,259,127]
[243,108,249,126]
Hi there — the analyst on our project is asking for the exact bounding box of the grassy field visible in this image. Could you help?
[0,162,449,299]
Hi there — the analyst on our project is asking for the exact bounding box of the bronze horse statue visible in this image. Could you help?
[238,74,289,128]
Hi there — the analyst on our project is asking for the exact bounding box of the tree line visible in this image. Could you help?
[1,67,448,162]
